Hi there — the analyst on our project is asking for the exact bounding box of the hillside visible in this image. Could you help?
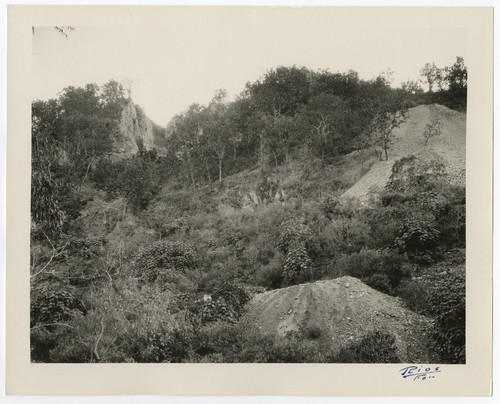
[30,67,466,364]
[340,104,466,203]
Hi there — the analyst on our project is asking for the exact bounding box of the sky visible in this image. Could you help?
[32,9,468,127]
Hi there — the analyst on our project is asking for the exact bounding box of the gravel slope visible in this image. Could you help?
[242,276,435,362]
[340,104,466,203]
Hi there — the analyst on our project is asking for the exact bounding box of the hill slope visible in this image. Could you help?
[242,276,435,362]
[341,104,465,203]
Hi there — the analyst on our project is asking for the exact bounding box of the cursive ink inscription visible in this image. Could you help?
[399,365,441,381]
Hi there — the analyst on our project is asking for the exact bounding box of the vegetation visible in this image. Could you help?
[30,58,467,363]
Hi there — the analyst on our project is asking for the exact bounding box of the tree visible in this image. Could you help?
[300,94,347,161]
[58,83,114,181]
[400,79,424,95]
[31,100,65,239]
[446,56,467,92]
[204,90,233,183]
[263,112,299,167]
[369,91,409,161]
[420,62,440,92]
[101,80,127,118]
[246,65,312,117]
[169,104,205,187]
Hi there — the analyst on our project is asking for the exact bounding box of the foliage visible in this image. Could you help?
[397,278,432,314]
[30,61,467,363]
[333,331,401,363]
[30,278,84,326]
[320,194,339,219]
[423,117,443,144]
[277,218,315,286]
[386,155,446,193]
[428,267,466,363]
[31,100,66,239]
[277,218,312,254]
[92,150,161,212]
[335,248,412,294]
[201,283,251,324]
[132,240,197,282]
[394,215,440,264]
[282,241,314,286]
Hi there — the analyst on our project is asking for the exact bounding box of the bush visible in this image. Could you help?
[193,322,242,362]
[428,268,465,363]
[335,248,412,294]
[394,215,440,264]
[282,242,314,286]
[236,331,322,363]
[423,117,443,144]
[387,156,446,193]
[398,265,465,363]
[397,278,432,314]
[30,278,84,326]
[333,331,401,363]
[132,240,197,282]
[201,283,251,324]
[277,218,312,254]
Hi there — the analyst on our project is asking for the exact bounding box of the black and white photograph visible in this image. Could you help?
[3,2,495,397]
[28,10,470,366]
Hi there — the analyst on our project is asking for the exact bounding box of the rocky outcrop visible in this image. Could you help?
[111,100,165,158]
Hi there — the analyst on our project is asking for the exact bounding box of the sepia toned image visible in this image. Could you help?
[29,21,467,365]
[6,5,493,396]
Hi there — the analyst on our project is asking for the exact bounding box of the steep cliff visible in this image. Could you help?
[112,100,166,158]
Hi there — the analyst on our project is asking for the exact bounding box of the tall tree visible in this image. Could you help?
[369,91,409,161]
[446,56,467,92]
[31,100,65,238]
[300,94,347,161]
[204,90,232,183]
[420,62,440,92]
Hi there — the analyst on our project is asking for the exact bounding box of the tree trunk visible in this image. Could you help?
[272,150,278,168]
[205,158,212,184]
[189,164,195,188]
[218,158,223,183]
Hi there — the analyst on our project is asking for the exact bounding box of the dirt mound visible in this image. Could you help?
[242,276,434,362]
[340,104,466,203]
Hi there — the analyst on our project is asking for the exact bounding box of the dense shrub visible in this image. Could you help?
[278,218,315,286]
[320,194,340,219]
[397,264,465,363]
[132,240,197,282]
[333,331,401,363]
[397,278,432,314]
[394,215,440,264]
[92,151,161,213]
[236,331,323,363]
[282,242,314,286]
[386,156,446,193]
[193,322,242,362]
[30,279,84,326]
[428,268,465,363]
[335,248,412,294]
[201,283,251,324]
[277,218,313,254]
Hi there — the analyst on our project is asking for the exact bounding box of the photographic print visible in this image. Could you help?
[6,4,492,396]
[30,17,467,365]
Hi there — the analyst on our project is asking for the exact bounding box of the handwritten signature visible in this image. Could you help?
[399,365,441,381]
